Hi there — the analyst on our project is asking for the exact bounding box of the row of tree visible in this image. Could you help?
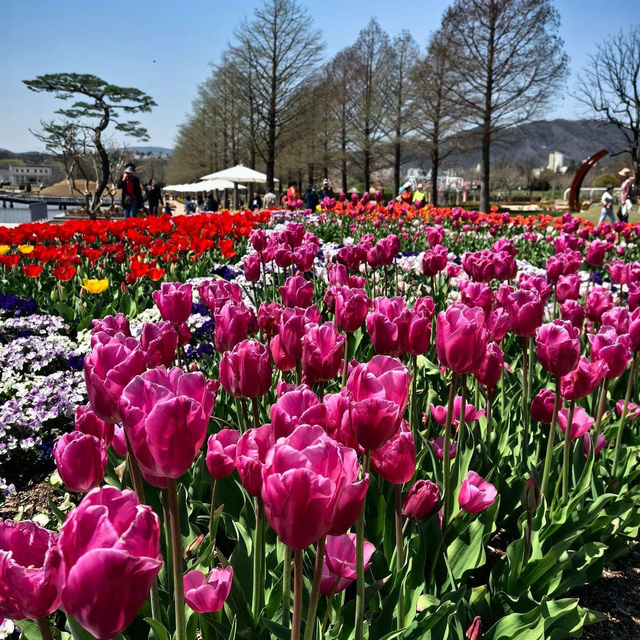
[168,0,571,211]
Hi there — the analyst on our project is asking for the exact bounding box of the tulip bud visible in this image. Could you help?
[522,477,540,513]
[185,534,206,559]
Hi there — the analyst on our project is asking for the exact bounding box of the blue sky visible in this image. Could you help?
[0,0,636,152]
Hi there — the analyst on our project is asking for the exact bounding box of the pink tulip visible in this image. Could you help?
[583,433,606,456]
[366,297,409,356]
[421,245,448,276]
[629,282,640,312]
[555,274,581,303]
[430,397,485,426]
[436,304,488,375]
[519,273,553,302]
[244,253,261,282]
[631,310,640,352]
[536,320,581,377]
[206,429,241,479]
[585,240,607,267]
[0,520,61,620]
[120,367,218,486]
[270,386,326,439]
[475,342,504,389]
[54,432,107,493]
[466,616,482,640]
[431,434,457,459]
[184,566,233,613]
[586,287,614,322]
[74,404,114,447]
[458,471,497,513]
[270,334,297,372]
[58,487,162,639]
[112,426,128,457]
[406,308,432,355]
[589,326,632,378]
[301,322,346,384]
[219,339,272,398]
[250,229,267,252]
[505,289,544,337]
[261,425,369,549]
[561,357,608,400]
[402,479,440,519]
[320,534,375,596]
[370,421,416,484]
[84,333,147,423]
[333,287,370,333]
[460,281,493,315]
[90,313,131,345]
[346,355,409,450]
[152,282,192,325]
[558,407,594,439]
[531,388,556,423]
[214,302,257,353]
[279,275,314,308]
[323,390,361,452]
[560,299,586,330]
[236,424,273,497]
[198,280,243,314]
[279,305,322,360]
[486,307,511,342]
[601,307,630,334]
[140,321,179,368]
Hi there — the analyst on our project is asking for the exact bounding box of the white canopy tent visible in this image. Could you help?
[163,180,246,193]
[200,165,278,207]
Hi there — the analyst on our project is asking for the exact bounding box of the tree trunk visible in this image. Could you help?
[430,145,439,206]
[341,113,347,194]
[394,140,401,195]
[480,122,491,213]
[90,105,111,219]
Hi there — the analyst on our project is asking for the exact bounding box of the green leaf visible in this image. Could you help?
[67,616,98,640]
[143,618,170,640]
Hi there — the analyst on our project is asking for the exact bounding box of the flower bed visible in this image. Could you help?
[1,206,640,640]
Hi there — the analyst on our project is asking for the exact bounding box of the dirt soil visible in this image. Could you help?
[574,541,640,639]
[0,473,62,521]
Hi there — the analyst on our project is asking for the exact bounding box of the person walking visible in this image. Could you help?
[117,165,145,218]
[248,191,262,210]
[413,183,426,206]
[146,179,163,215]
[318,178,334,200]
[184,195,196,215]
[619,168,636,221]
[599,185,615,225]
[263,190,277,207]
[304,184,319,211]
[205,192,219,212]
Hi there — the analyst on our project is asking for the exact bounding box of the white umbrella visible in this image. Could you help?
[200,165,278,183]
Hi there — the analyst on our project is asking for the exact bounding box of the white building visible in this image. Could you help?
[547,152,565,173]
[1,165,54,186]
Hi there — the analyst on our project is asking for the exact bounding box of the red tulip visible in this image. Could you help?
[54,432,107,493]
[261,425,369,549]
[58,487,162,639]
[0,520,61,620]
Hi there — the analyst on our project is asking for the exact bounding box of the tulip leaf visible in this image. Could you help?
[67,616,98,640]
[143,618,170,640]
[261,618,290,639]
[14,620,42,640]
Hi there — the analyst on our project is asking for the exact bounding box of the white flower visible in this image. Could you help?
[0,618,14,638]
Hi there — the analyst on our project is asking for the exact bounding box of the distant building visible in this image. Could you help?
[0,165,54,186]
[547,152,565,173]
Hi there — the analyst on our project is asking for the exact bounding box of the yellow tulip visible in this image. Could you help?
[0,245,10,255]
[17,245,34,254]
[82,278,109,294]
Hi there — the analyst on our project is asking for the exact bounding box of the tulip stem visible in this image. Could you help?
[561,400,576,505]
[209,478,218,539]
[442,373,458,527]
[282,545,291,627]
[342,336,349,386]
[458,378,467,448]
[252,498,265,621]
[485,391,492,451]
[410,354,418,442]
[593,378,610,439]
[251,397,260,429]
[291,548,304,640]
[235,398,247,433]
[162,489,173,595]
[355,450,371,640]
[521,338,532,466]
[612,353,637,476]
[303,536,326,640]
[37,617,53,640]
[124,429,146,502]
[167,478,186,640]
[394,485,405,630]
[540,377,562,502]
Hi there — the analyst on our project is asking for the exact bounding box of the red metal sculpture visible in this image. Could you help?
[568,149,609,212]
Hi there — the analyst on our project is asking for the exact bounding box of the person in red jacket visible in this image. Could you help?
[117,165,145,218]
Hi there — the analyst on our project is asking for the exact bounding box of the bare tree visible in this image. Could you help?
[230,0,324,190]
[441,0,568,212]
[388,32,420,193]
[413,34,466,205]
[346,19,393,192]
[576,26,640,189]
